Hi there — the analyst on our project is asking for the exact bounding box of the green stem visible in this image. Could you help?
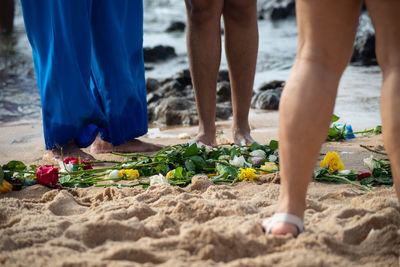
[326,174,373,192]
[360,145,387,156]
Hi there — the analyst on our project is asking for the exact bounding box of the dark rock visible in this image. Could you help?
[218,70,230,82]
[261,0,296,21]
[351,32,377,66]
[151,97,198,126]
[216,81,231,103]
[216,103,233,120]
[258,80,285,91]
[143,45,177,63]
[251,88,282,110]
[0,0,14,35]
[146,78,161,93]
[172,69,192,88]
[147,92,161,105]
[165,21,186,32]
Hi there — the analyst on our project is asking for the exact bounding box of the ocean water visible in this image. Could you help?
[0,0,382,130]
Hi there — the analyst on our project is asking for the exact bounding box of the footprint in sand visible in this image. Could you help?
[46,191,88,216]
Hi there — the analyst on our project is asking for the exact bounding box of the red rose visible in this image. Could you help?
[36,165,59,187]
[64,157,92,170]
[356,172,371,180]
[64,157,79,165]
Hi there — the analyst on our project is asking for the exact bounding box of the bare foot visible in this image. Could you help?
[43,142,95,165]
[268,222,299,237]
[90,137,163,154]
[194,133,216,146]
[232,127,254,146]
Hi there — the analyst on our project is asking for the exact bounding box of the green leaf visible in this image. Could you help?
[216,163,239,180]
[183,143,199,158]
[173,167,185,178]
[155,164,170,174]
[331,114,340,123]
[313,166,329,178]
[189,155,206,170]
[185,160,196,172]
[249,142,264,151]
[269,140,279,151]
[59,175,71,184]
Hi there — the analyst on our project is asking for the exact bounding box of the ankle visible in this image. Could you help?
[275,196,306,219]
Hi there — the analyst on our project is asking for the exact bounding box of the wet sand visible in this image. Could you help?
[1,111,399,266]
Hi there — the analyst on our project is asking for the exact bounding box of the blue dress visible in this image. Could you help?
[20,0,148,150]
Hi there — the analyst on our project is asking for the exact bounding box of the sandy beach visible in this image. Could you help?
[1,113,399,267]
[1,1,399,266]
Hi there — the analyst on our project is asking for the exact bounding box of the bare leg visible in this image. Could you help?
[271,0,362,235]
[185,0,224,145]
[366,0,400,201]
[223,0,258,146]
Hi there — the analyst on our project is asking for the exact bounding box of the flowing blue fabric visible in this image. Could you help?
[20,0,147,149]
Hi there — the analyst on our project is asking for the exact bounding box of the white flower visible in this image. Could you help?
[230,155,249,167]
[363,156,379,171]
[268,154,278,162]
[150,174,169,186]
[338,170,351,175]
[178,133,191,139]
[58,161,74,172]
[108,170,120,179]
[250,157,264,165]
[249,150,266,159]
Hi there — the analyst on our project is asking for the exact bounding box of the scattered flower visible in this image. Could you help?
[150,174,169,186]
[260,162,279,173]
[178,133,191,139]
[250,150,266,159]
[63,157,92,170]
[36,165,59,187]
[119,169,139,180]
[268,154,278,162]
[320,151,345,173]
[363,156,379,171]
[250,157,264,165]
[166,170,175,179]
[0,179,12,194]
[357,172,371,180]
[108,170,120,179]
[238,168,258,182]
[229,155,246,167]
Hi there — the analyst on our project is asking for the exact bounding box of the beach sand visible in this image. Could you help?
[1,112,399,266]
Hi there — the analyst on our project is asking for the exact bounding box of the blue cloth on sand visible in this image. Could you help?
[20,0,147,149]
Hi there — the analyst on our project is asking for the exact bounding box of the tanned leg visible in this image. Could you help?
[366,0,400,202]
[223,0,258,145]
[271,0,363,235]
[185,0,224,145]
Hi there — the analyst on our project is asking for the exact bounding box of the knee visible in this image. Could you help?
[185,0,221,23]
[223,0,257,22]
[297,43,351,75]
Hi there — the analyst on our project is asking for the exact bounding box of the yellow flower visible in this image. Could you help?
[260,162,279,173]
[238,168,258,182]
[320,151,345,173]
[0,179,13,194]
[118,169,140,180]
[166,170,175,179]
